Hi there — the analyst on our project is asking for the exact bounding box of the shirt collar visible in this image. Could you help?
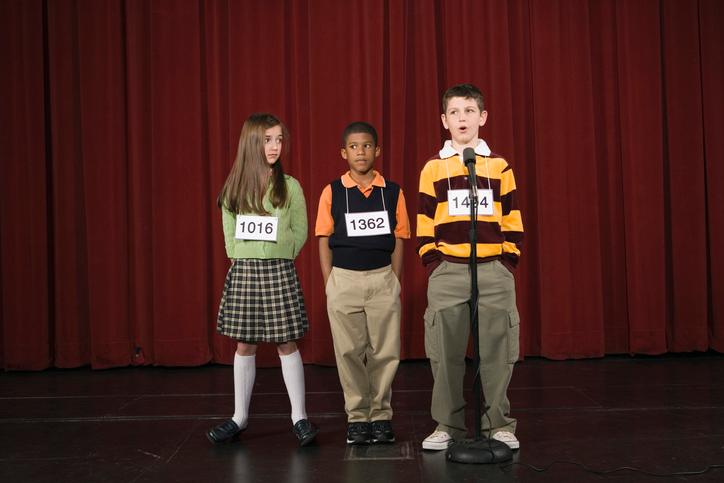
[341,170,386,189]
[438,139,492,160]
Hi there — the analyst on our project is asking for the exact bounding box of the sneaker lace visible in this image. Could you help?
[350,422,368,433]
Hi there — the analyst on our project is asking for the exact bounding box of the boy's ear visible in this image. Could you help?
[340,148,348,160]
[479,110,488,127]
[441,113,449,130]
[374,145,381,157]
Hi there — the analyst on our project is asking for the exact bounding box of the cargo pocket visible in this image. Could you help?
[507,310,520,363]
[428,260,447,281]
[423,307,439,362]
[494,260,515,281]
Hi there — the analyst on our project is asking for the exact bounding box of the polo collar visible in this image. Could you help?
[341,170,386,189]
[439,139,492,160]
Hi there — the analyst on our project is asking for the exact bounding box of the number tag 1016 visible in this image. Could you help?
[235,214,279,241]
[344,210,391,237]
[447,188,494,216]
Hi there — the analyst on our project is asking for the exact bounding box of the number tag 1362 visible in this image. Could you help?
[345,211,391,237]
[235,214,278,241]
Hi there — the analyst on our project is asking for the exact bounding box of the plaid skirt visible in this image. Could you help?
[216,258,309,343]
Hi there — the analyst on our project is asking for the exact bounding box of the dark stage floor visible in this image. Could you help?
[2,354,724,482]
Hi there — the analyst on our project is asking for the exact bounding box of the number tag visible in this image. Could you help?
[447,189,494,216]
[235,214,278,241]
[344,210,391,237]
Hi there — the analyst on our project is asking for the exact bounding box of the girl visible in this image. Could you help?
[207,113,318,446]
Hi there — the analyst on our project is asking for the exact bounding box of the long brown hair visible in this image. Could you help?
[218,113,290,214]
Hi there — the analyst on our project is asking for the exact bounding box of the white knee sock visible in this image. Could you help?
[279,350,307,424]
[232,353,255,428]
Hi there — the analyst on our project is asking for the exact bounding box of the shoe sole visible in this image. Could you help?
[206,425,246,444]
[298,428,319,447]
[372,437,395,444]
[497,441,520,450]
[492,435,520,450]
[422,440,453,451]
[206,430,242,445]
[346,438,371,445]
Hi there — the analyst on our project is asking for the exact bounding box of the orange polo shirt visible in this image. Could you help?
[315,171,411,239]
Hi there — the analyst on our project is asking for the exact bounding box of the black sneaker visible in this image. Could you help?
[293,419,319,447]
[346,422,371,445]
[207,419,244,444]
[371,420,395,443]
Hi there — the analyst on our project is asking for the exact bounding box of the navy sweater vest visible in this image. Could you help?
[328,179,400,270]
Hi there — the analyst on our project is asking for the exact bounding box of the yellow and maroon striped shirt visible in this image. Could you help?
[416,140,523,272]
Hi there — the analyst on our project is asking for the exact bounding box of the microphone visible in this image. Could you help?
[463,147,477,194]
[448,150,513,466]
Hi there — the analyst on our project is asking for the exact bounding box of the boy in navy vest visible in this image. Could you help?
[315,121,411,444]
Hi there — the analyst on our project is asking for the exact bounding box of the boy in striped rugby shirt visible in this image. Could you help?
[417,84,523,451]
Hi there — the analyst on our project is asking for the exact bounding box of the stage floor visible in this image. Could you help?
[2,354,724,482]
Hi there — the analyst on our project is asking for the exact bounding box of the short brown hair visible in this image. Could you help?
[441,83,485,113]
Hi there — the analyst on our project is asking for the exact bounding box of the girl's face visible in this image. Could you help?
[263,125,283,166]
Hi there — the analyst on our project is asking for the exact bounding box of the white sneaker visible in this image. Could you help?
[422,430,454,450]
[492,430,519,449]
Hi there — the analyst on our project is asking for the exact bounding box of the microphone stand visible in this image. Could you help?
[447,155,513,465]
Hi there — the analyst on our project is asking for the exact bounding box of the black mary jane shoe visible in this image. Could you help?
[207,419,244,444]
[293,419,319,447]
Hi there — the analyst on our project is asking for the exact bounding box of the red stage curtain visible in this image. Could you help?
[1,0,722,370]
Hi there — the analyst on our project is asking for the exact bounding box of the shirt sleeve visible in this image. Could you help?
[394,189,411,239]
[314,184,334,236]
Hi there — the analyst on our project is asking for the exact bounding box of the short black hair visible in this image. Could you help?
[341,121,378,147]
[442,83,485,113]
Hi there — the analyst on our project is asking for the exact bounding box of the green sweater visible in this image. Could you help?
[221,175,308,259]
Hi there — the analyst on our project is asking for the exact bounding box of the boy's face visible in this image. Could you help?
[341,132,380,177]
[441,96,487,147]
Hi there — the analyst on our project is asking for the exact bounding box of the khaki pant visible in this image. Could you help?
[424,260,520,440]
[326,265,401,422]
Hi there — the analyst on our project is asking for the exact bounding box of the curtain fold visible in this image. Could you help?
[700,0,724,352]
[1,0,722,369]
[0,0,51,370]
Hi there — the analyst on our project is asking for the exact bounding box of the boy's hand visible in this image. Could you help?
[391,238,404,283]
[318,237,332,287]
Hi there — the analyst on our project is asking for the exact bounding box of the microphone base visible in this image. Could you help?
[446,438,513,464]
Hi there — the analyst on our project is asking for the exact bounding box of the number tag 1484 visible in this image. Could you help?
[345,211,391,237]
[447,188,494,216]
[235,214,279,241]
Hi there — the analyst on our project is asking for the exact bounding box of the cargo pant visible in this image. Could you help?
[424,260,520,440]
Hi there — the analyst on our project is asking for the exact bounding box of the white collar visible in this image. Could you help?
[438,139,492,160]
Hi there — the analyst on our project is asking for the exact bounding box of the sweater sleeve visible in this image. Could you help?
[416,161,440,266]
[499,164,524,268]
[221,205,237,258]
[287,176,308,258]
